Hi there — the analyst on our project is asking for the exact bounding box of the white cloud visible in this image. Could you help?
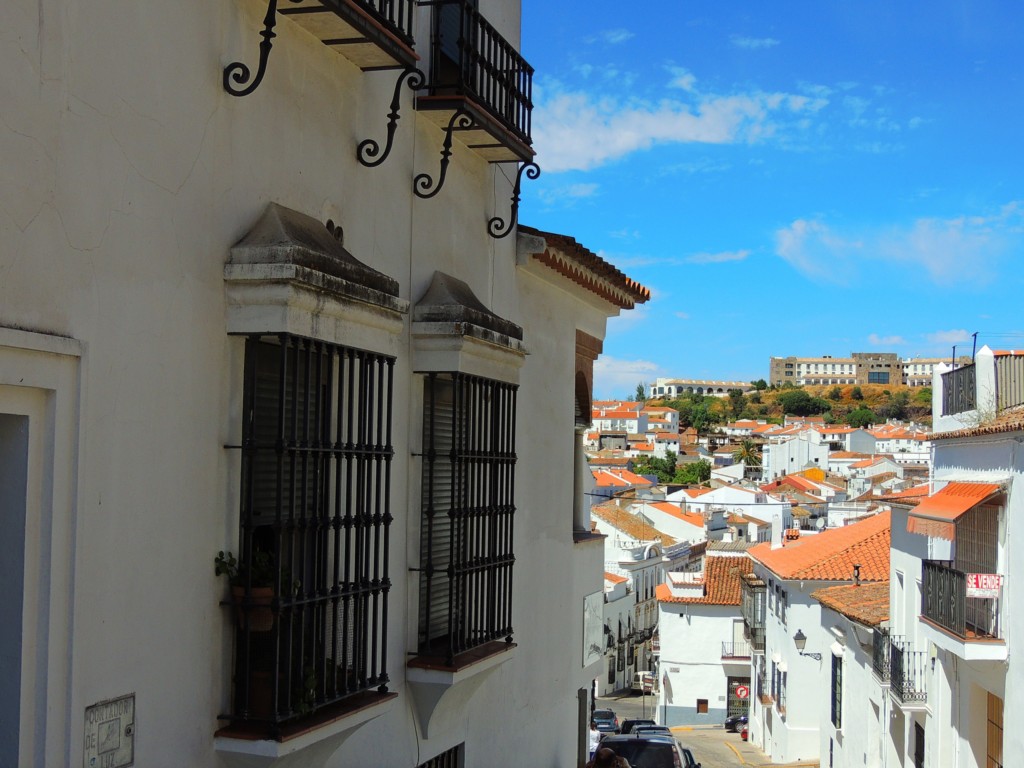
[774,202,1023,287]
[927,329,972,345]
[667,67,698,92]
[686,249,751,264]
[536,183,599,208]
[600,29,634,45]
[731,35,780,49]
[533,80,827,172]
[868,333,907,346]
[675,311,690,320]
[593,356,665,399]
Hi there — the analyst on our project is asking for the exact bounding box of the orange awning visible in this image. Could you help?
[906,482,1002,540]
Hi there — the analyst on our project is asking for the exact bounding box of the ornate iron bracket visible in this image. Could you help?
[357,68,426,168]
[414,110,474,199]
[487,162,540,239]
[223,0,289,97]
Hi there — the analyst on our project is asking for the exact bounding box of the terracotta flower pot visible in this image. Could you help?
[231,585,275,632]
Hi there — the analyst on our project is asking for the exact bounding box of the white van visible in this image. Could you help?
[632,671,654,694]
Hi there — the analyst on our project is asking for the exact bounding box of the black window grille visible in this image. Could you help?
[831,654,843,728]
[418,372,517,664]
[418,743,464,768]
[228,334,394,730]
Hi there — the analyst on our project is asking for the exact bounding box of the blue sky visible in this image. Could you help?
[519,1,1024,399]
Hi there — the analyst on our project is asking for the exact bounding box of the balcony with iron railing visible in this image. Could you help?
[871,627,892,685]
[941,364,976,416]
[417,0,534,162]
[937,348,1024,421]
[722,641,752,660]
[889,638,928,709]
[282,0,418,70]
[921,559,1006,661]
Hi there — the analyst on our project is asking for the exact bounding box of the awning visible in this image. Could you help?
[906,482,1002,540]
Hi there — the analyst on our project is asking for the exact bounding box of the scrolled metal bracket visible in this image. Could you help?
[487,161,540,239]
[223,0,280,97]
[414,109,474,199]
[358,67,426,168]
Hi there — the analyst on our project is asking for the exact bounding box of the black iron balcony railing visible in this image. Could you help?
[996,353,1024,412]
[889,638,927,705]
[922,560,1002,640]
[281,0,417,68]
[420,0,533,155]
[941,364,977,416]
[872,628,892,683]
[722,641,752,660]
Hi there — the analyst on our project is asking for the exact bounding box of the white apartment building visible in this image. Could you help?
[762,434,830,481]
[0,0,652,763]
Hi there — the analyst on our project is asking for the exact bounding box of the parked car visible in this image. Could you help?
[724,713,748,732]
[632,725,673,737]
[620,718,656,734]
[598,733,701,768]
[593,708,620,734]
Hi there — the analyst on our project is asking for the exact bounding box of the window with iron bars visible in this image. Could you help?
[831,654,843,728]
[418,372,517,665]
[226,334,394,730]
[418,743,464,768]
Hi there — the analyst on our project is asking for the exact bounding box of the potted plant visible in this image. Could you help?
[215,549,278,632]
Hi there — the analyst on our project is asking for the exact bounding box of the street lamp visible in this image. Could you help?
[793,629,822,661]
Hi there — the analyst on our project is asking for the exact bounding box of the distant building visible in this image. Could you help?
[650,378,757,398]
[768,352,971,387]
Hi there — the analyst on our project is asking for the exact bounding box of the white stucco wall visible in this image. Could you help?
[0,0,628,763]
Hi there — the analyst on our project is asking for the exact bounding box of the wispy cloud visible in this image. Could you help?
[535,183,599,208]
[533,78,828,172]
[868,333,907,346]
[587,29,635,45]
[593,356,665,399]
[686,250,751,264]
[667,67,698,92]
[774,202,1023,287]
[675,311,691,320]
[926,329,973,345]
[731,35,780,50]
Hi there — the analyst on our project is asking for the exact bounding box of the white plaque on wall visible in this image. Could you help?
[84,694,135,768]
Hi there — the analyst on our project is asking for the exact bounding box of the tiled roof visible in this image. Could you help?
[657,554,754,605]
[849,456,894,469]
[812,581,890,626]
[592,469,654,488]
[647,502,704,528]
[604,572,628,585]
[591,504,677,547]
[930,404,1024,441]
[874,484,930,505]
[830,451,872,460]
[749,511,890,581]
[519,225,651,308]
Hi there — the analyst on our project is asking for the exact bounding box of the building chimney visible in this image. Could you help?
[771,512,783,550]
[853,564,861,586]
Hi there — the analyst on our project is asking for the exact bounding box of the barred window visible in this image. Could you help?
[228,334,394,730]
[418,372,517,664]
[418,743,463,768]
[831,654,843,728]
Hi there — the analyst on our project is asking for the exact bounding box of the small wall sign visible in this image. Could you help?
[84,694,135,768]
[966,573,1003,598]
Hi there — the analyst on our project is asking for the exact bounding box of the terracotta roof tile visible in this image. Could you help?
[812,581,890,626]
[604,572,628,585]
[749,511,890,581]
[931,404,1024,441]
[591,504,677,547]
[657,554,754,605]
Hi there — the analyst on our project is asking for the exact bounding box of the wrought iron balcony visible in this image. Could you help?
[417,0,534,162]
[922,559,1002,641]
[282,0,417,70]
[889,638,927,707]
[871,628,892,684]
[722,641,752,660]
[941,364,976,416]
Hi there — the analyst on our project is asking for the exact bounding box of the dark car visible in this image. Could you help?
[620,718,656,734]
[724,713,748,732]
[632,725,673,738]
[598,733,701,768]
[593,708,620,734]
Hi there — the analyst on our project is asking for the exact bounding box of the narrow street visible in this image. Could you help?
[595,693,819,768]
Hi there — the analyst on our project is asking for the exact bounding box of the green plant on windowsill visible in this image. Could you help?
[215,549,281,631]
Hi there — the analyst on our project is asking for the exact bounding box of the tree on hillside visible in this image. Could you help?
[877,391,910,421]
[749,391,762,404]
[851,386,864,400]
[828,385,842,401]
[728,389,747,419]
[751,379,768,391]
[847,407,877,428]
[674,459,711,485]
[733,439,761,466]
[635,382,647,402]
[633,451,678,483]
[777,389,832,417]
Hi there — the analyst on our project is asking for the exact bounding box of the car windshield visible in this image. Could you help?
[606,740,683,768]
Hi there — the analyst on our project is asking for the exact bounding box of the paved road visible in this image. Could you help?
[595,693,817,768]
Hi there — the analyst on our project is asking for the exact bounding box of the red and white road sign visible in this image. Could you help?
[735,685,749,700]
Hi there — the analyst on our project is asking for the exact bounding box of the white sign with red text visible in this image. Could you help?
[966,573,1003,598]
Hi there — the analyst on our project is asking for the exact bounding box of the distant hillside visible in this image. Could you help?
[648,383,932,430]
